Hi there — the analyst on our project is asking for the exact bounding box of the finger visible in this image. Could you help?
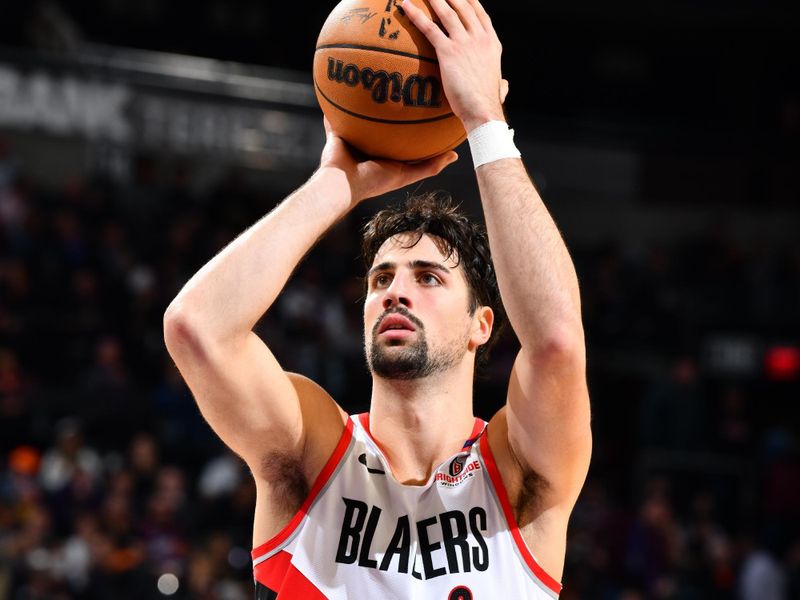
[402,0,449,47]
[323,116,332,135]
[463,0,492,32]
[500,78,509,104]
[417,150,459,176]
[427,0,467,38]
[400,151,459,181]
[445,0,482,32]
[358,151,457,199]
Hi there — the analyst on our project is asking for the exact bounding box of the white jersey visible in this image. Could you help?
[251,413,562,599]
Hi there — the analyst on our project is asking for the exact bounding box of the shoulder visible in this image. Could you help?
[485,407,571,582]
[251,374,350,544]
[285,372,349,477]
[254,373,348,497]
[485,408,550,519]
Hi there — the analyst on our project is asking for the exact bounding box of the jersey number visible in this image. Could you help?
[448,586,473,600]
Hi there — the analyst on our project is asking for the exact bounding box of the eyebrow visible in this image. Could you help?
[367,260,452,279]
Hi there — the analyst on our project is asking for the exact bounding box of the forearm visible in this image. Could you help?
[477,158,583,353]
[165,167,352,344]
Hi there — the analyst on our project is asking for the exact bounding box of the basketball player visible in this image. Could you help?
[164,0,591,597]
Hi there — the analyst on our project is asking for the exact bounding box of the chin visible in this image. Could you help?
[384,339,408,347]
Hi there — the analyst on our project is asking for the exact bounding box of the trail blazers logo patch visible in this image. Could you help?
[436,456,481,488]
[449,455,467,477]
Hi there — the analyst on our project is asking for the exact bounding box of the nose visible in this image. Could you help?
[382,276,412,311]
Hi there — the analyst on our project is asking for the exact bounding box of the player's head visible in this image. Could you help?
[361,192,506,380]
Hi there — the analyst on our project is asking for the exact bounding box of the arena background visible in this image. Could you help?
[1,1,799,598]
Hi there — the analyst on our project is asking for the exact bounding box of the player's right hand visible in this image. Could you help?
[318,117,458,205]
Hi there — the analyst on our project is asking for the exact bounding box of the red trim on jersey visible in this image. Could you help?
[357,412,391,460]
[357,412,372,436]
[251,418,354,561]
[463,418,486,450]
[254,549,292,589]
[479,431,563,595]
[254,550,327,598]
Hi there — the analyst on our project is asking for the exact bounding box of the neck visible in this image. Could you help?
[367,358,476,485]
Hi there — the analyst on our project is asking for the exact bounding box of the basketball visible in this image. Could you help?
[313,0,466,162]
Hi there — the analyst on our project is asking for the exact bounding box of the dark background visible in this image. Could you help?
[0,1,799,599]
[3,1,799,148]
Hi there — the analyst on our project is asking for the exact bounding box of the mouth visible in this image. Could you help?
[377,314,417,335]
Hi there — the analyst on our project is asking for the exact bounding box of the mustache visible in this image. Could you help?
[372,307,425,337]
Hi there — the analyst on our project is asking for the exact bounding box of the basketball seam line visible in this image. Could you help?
[315,43,439,65]
[314,79,456,125]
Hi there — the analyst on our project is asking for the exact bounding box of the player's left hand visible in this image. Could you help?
[403,0,507,133]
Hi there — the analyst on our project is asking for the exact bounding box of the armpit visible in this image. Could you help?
[505,436,552,524]
[515,467,551,524]
[259,450,309,512]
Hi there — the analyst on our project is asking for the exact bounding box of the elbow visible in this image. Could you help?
[164,302,244,362]
[164,298,190,337]
[526,322,585,365]
[163,303,203,358]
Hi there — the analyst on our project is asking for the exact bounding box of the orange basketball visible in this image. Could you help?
[313,0,465,162]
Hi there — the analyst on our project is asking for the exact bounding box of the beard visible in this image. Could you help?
[366,309,467,380]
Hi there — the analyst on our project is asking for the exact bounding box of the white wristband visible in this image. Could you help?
[467,120,521,169]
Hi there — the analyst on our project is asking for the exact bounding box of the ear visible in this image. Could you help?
[469,306,494,351]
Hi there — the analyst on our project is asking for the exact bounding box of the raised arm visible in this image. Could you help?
[404,0,591,511]
[163,164,351,470]
[163,120,456,489]
[476,159,590,500]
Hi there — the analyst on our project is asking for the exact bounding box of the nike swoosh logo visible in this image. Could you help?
[358,453,386,475]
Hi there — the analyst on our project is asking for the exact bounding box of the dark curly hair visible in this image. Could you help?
[361,192,506,367]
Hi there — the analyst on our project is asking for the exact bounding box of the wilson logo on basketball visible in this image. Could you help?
[326,58,442,108]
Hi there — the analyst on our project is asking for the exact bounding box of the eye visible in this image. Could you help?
[373,273,392,288]
[418,272,441,286]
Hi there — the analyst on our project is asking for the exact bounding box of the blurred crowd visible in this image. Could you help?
[1,140,799,599]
